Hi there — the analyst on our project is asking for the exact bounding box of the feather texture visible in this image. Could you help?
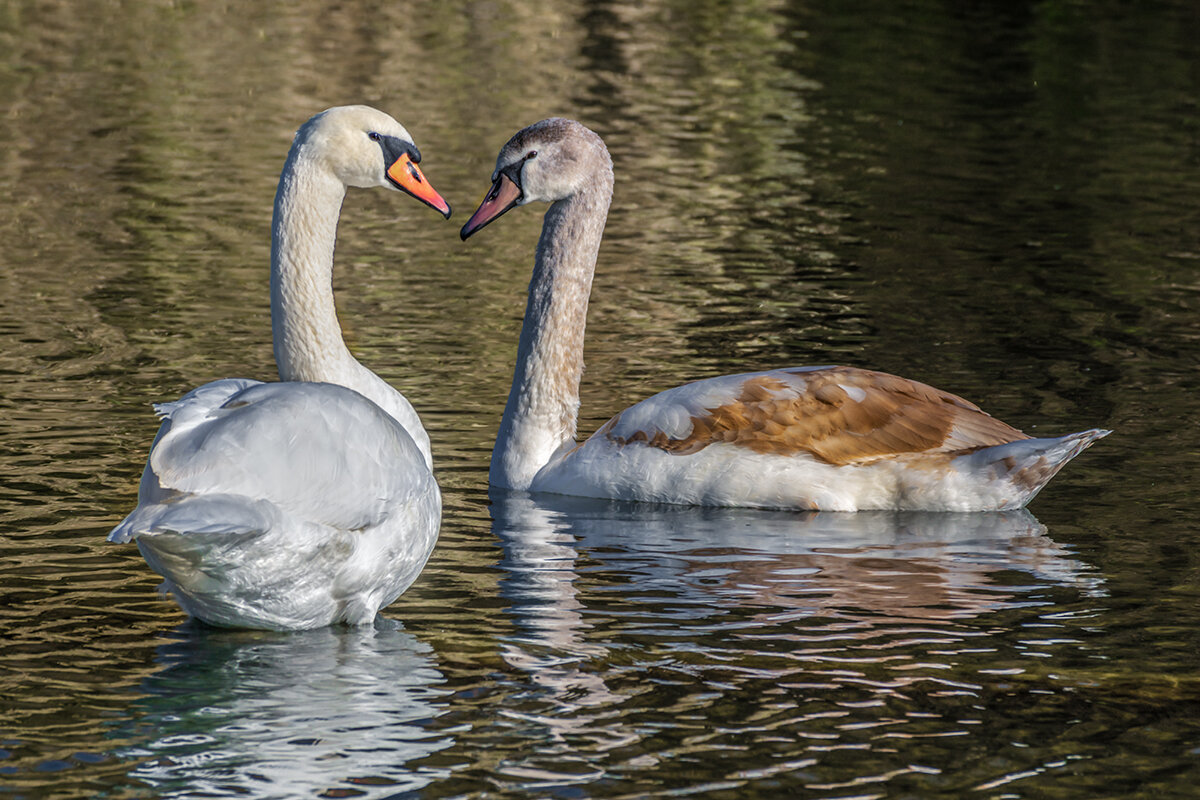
[109,107,446,629]
[463,119,1109,511]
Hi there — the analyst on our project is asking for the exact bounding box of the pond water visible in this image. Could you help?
[2,0,1199,797]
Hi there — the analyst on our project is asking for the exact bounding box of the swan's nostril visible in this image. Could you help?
[407,163,422,183]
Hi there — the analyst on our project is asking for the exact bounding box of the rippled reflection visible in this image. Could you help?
[484,490,1105,794]
[494,490,1102,625]
[113,623,450,798]
[2,0,1197,795]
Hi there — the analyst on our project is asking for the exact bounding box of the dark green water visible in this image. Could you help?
[1,0,1198,797]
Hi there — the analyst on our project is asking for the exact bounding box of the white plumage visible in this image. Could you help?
[110,106,450,629]
[461,118,1109,511]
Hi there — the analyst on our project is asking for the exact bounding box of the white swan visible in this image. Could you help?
[109,106,450,629]
[461,118,1109,511]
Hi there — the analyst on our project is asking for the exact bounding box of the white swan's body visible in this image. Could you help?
[461,118,1109,512]
[110,106,450,629]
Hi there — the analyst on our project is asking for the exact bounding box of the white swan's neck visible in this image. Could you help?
[270,149,359,384]
[491,173,613,490]
[269,141,433,467]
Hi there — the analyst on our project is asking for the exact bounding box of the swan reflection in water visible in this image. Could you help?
[115,622,450,798]
[491,489,1105,716]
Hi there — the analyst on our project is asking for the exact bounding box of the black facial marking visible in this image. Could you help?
[372,133,421,166]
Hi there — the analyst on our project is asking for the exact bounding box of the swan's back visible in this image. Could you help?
[595,366,1028,462]
[110,380,441,629]
[139,381,429,531]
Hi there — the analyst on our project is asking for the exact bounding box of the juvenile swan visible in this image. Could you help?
[110,106,451,629]
[461,117,1108,511]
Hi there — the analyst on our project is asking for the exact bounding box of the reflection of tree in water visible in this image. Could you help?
[115,624,451,798]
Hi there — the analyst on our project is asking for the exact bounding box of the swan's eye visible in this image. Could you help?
[368,132,382,142]
[525,150,538,160]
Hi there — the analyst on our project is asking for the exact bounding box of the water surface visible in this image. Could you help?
[1,0,1198,797]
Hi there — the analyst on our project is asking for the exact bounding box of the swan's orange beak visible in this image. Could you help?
[460,173,522,240]
[386,153,451,219]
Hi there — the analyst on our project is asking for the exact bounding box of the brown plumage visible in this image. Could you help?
[465,116,1108,508]
[606,366,1029,465]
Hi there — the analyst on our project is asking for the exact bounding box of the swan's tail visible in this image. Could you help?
[108,495,294,626]
[963,428,1111,509]
[107,494,277,544]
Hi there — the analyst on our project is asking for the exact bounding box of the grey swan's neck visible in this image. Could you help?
[490,166,614,490]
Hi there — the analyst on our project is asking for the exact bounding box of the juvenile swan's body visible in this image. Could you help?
[461,118,1108,511]
[110,106,451,629]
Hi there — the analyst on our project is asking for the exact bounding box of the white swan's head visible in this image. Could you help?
[292,105,451,218]
[460,118,611,239]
